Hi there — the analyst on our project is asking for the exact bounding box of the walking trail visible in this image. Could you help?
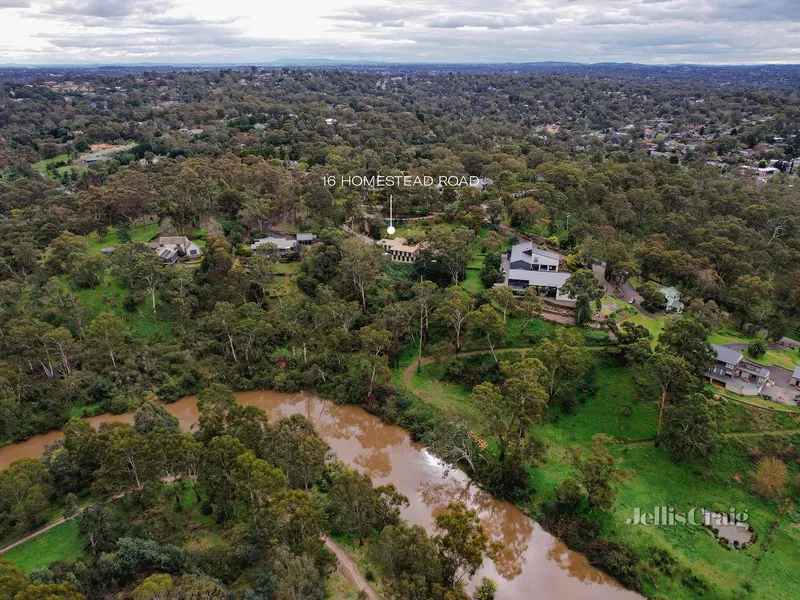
[2,518,380,600]
[324,537,380,600]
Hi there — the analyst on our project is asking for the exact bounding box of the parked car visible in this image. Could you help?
[628,298,635,304]
[762,394,773,401]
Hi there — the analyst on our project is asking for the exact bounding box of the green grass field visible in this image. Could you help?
[708,327,800,371]
[32,153,71,176]
[4,520,85,572]
[67,276,174,339]
[624,312,674,345]
[396,339,800,600]
[87,222,160,253]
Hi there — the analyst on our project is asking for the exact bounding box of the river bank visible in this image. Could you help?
[0,389,640,600]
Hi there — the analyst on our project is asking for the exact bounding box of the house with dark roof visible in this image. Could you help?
[508,241,560,272]
[503,241,572,300]
[707,344,770,396]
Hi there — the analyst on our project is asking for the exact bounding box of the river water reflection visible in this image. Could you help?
[0,390,642,599]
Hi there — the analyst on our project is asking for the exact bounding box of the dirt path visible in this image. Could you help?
[3,509,380,600]
[0,488,140,555]
[324,537,380,600]
[0,517,67,554]
[723,428,800,439]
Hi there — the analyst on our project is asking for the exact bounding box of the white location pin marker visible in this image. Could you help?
[387,194,395,235]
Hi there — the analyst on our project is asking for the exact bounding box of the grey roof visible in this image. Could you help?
[792,366,800,379]
[712,344,743,366]
[296,233,317,241]
[252,236,297,251]
[507,269,570,288]
[509,241,561,265]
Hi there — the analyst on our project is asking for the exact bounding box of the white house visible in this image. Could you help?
[660,286,684,313]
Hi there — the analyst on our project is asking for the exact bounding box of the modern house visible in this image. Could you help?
[508,242,560,272]
[660,286,684,313]
[377,237,420,263]
[251,236,299,257]
[295,233,317,245]
[504,241,571,299]
[707,344,771,396]
[791,366,800,387]
[147,236,203,264]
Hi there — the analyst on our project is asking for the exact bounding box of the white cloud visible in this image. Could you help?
[0,0,798,64]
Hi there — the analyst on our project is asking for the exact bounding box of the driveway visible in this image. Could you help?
[762,364,800,405]
[592,263,655,318]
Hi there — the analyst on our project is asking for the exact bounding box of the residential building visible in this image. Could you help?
[707,344,770,396]
[251,236,298,257]
[504,241,571,299]
[660,286,684,313]
[295,233,317,245]
[377,237,420,263]
[147,236,203,264]
[791,366,800,387]
[507,242,560,272]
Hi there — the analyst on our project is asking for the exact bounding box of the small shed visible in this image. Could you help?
[100,247,116,256]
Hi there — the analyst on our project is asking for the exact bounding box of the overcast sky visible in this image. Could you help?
[1,0,799,65]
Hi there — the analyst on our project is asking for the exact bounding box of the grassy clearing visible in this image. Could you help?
[68,276,174,339]
[86,223,160,252]
[32,153,71,176]
[4,520,85,572]
[326,572,362,600]
[716,395,800,432]
[708,327,800,371]
[625,312,674,345]
[460,268,484,294]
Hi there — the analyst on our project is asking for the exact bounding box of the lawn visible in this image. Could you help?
[708,327,800,371]
[460,268,484,294]
[624,312,674,345]
[68,276,174,339]
[87,222,160,252]
[4,520,85,572]
[32,153,71,176]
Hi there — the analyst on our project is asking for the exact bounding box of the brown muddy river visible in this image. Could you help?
[0,390,641,599]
